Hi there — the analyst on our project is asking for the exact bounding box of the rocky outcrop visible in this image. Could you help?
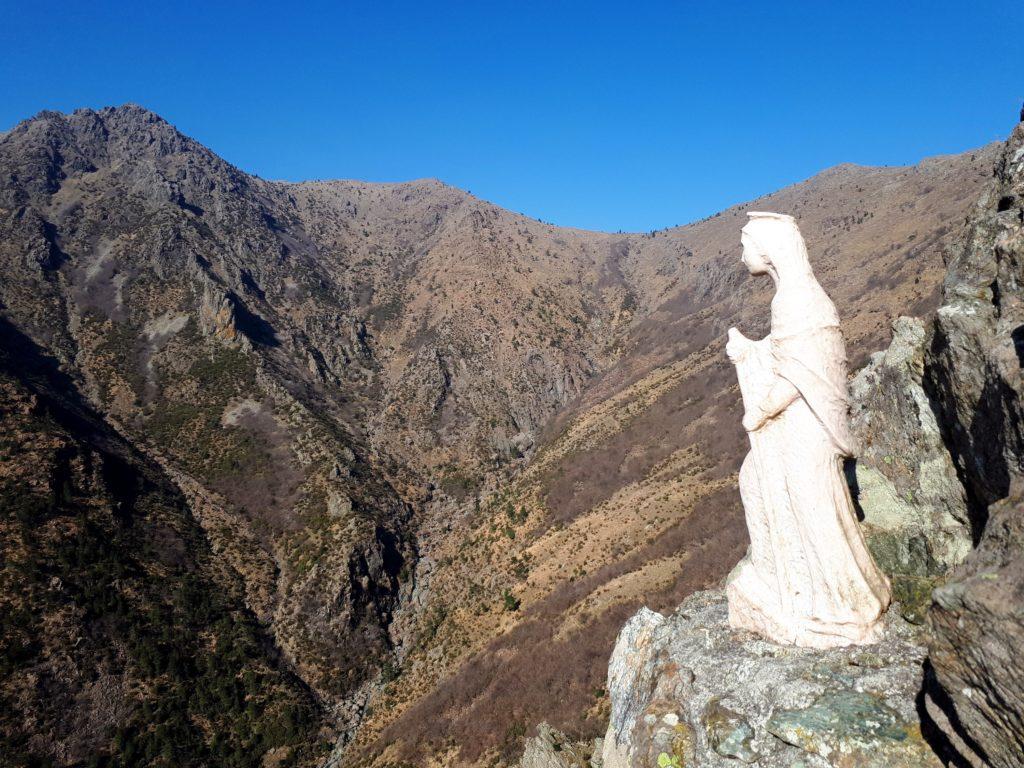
[918,118,1024,768]
[925,490,1024,768]
[923,121,1024,538]
[848,316,972,621]
[839,115,1024,766]
[601,590,939,768]
[519,723,602,768]
[198,275,244,345]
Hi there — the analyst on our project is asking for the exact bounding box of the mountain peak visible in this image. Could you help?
[0,103,244,201]
[7,102,169,136]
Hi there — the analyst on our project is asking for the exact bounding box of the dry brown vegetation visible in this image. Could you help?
[344,144,1001,766]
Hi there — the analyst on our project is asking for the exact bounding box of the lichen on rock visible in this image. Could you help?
[601,590,940,767]
[848,315,972,622]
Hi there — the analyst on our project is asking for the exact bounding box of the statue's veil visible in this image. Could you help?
[742,212,814,282]
[743,211,839,331]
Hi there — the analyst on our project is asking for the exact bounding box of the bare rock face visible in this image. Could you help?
[848,315,971,621]
[925,491,1024,768]
[920,120,1024,768]
[923,122,1024,537]
[601,590,940,768]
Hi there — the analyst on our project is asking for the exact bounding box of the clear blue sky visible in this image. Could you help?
[1,1,1021,232]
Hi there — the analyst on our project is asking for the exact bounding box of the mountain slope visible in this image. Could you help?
[349,146,1001,765]
[0,316,326,767]
[0,104,1001,766]
[0,105,419,735]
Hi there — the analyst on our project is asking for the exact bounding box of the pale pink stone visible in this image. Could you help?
[725,212,891,649]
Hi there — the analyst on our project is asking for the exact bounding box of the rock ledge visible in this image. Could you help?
[602,590,941,767]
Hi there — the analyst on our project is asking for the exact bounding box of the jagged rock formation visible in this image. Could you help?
[847,114,1024,766]
[920,117,1024,767]
[926,489,1024,768]
[600,591,939,768]
[849,316,972,622]
[0,103,1003,766]
[924,125,1024,531]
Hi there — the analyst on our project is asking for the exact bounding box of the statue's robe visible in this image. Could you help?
[727,325,890,648]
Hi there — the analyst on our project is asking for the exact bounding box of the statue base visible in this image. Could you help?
[726,557,887,649]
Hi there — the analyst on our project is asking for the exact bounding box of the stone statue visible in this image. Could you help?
[725,212,891,648]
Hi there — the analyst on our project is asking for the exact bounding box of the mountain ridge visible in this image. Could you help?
[5,101,999,235]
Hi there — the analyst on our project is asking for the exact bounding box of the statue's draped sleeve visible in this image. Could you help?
[771,327,854,456]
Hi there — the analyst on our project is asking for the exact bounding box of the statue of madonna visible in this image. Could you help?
[725,212,891,648]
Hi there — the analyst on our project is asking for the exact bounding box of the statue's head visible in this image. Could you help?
[740,212,808,280]
[740,226,772,275]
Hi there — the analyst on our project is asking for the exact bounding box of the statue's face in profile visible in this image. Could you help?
[740,230,770,275]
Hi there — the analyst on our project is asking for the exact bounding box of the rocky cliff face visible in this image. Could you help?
[849,316,972,622]
[0,103,1003,767]
[850,114,1024,768]
[922,116,1024,768]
